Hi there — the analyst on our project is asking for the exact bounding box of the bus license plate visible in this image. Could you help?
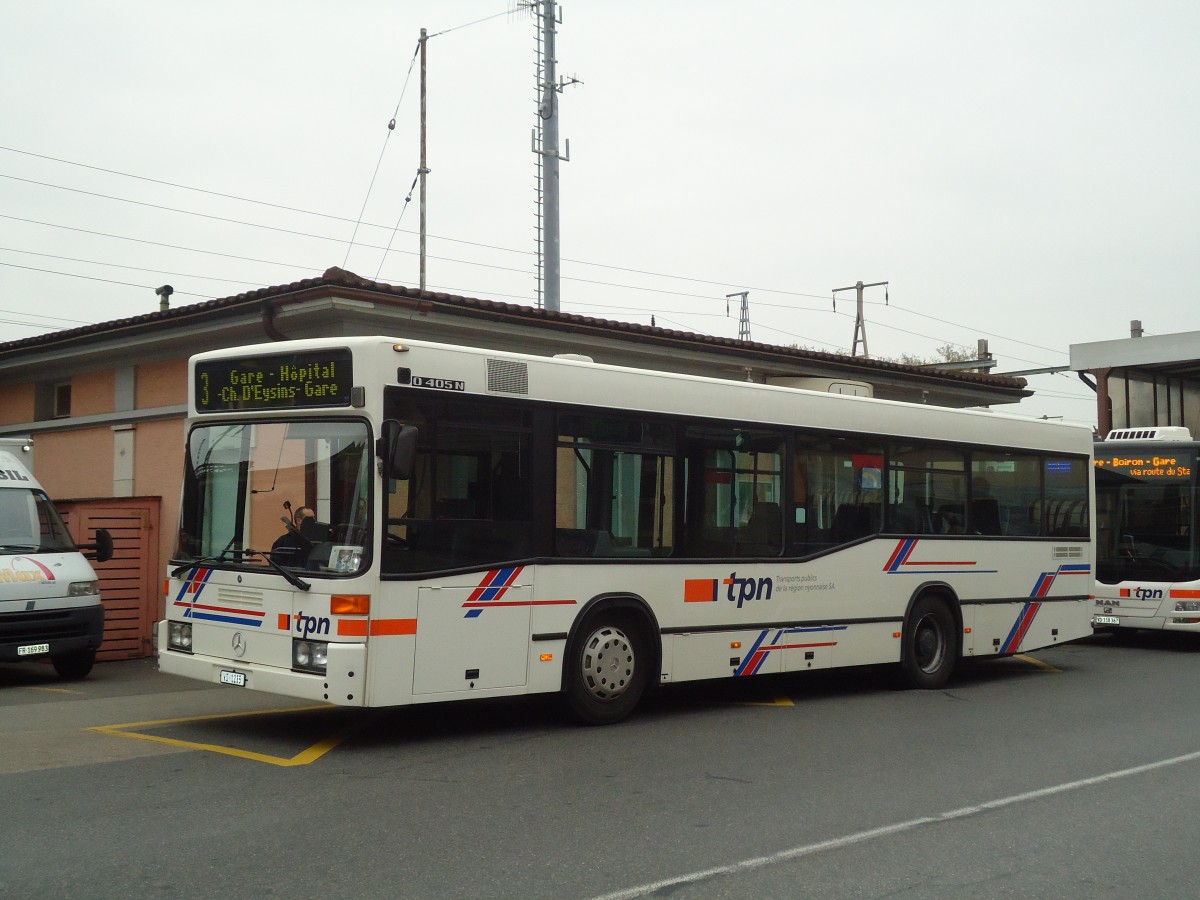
[17,643,50,656]
[220,670,247,687]
[1094,615,1120,626]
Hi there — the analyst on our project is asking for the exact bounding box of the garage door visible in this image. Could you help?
[58,499,160,660]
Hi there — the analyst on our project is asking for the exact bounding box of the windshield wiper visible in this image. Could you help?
[238,548,311,592]
[0,543,38,553]
[171,537,240,578]
[171,545,311,592]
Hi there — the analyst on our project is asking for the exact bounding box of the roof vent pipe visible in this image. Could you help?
[156,284,174,312]
[1131,319,1143,338]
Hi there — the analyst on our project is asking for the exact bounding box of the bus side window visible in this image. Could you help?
[555,413,675,558]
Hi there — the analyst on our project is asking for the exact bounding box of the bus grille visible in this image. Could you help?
[487,359,529,394]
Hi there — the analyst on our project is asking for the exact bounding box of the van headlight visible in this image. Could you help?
[69,580,100,596]
[168,621,193,652]
[293,639,328,674]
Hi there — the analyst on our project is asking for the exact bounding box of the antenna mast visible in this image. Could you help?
[832,280,888,357]
[419,28,429,292]
[529,0,575,312]
[726,292,751,341]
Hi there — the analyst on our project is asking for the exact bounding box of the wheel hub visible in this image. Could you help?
[580,625,635,701]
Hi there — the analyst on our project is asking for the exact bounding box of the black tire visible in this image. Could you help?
[565,614,650,725]
[899,595,958,689]
[51,648,95,680]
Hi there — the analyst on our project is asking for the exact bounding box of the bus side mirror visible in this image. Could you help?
[82,527,114,564]
[379,421,418,480]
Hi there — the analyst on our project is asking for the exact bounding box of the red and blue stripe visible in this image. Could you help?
[463,566,523,618]
[172,566,265,628]
[883,538,996,575]
[735,625,845,676]
[1001,564,1092,653]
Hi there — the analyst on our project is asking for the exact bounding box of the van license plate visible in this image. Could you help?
[1094,615,1120,626]
[17,643,50,656]
[220,670,247,686]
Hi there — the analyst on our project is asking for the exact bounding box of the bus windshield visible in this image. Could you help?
[1095,450,1198,584]
[176,419,372,575]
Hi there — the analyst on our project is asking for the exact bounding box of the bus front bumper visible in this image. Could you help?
[156,621,367,706]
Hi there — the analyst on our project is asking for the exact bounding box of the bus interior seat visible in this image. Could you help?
[971,498,1002,535]
[937,503,965,534]
[741,501,783,554]
[297,518,333,568]
[832,504,873,542]
[555,528,626,557]
[556,528,597,556]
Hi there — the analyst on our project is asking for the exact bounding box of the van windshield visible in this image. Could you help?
[0,488,77,553]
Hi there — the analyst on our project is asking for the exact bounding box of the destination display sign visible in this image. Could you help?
[1094,448,1196,480]
[195,349,353,412]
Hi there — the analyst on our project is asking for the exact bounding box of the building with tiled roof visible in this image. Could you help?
[0,268,1032,659]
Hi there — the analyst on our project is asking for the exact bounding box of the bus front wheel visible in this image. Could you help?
[900,595,958,689]
[566,615,649,726]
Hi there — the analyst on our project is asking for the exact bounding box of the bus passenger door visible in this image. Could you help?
[413,584,532,694]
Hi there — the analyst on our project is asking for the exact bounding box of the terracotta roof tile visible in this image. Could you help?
[0,267,1027,390]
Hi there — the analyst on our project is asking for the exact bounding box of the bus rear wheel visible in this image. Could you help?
[900,596,958,689]
[566,615,649,726]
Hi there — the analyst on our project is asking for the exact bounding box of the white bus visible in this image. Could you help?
[158,337,1094,723]
[1093,427,1199,633]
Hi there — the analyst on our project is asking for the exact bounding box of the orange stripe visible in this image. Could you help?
[1171,589,1200,599]
[370,618,418,636]
[278,613,290,630]
[684,579,717,602]
[335,618,418,637]
[337,619,368,637]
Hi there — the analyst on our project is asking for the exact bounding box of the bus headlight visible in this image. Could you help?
[293,639,328,674]
[1175,601,1200,612]
[69,580,100,596]
[168,621,193,652]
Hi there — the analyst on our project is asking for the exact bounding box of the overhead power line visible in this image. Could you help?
[0,146,1081,364]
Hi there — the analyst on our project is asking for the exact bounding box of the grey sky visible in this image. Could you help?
[3,1,1198,425]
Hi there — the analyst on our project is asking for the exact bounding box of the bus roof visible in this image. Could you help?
[190,336,1093,456]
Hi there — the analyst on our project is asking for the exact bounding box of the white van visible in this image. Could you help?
[0,450,112,679]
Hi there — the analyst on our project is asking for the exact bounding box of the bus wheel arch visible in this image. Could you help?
[899,586,961,690]
[563,594,660,726]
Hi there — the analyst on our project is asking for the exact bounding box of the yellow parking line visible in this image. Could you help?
[744,693,796,707]
[88,705,358,767]
[1013,654,1062,673]
[29,686,84,695]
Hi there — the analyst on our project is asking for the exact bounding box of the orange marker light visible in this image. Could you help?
[331,594,370,615]
[964,627,972,634]
[540,653,554,662]
[730,641,742,649]
[893,632,902,639]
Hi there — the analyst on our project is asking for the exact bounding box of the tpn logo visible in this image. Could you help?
[1119,587,1164,601]
[681,575,774,608]
[724,573,773,607]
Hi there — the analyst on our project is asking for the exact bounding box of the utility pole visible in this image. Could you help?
[531,0,574,312]
[726,292,751,341]
[418,27,429,292]
[832,280,888,357]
